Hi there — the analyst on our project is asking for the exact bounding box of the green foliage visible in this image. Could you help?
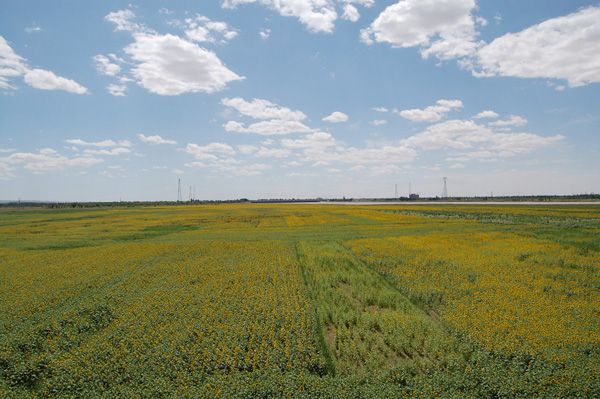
[1,203,599,397]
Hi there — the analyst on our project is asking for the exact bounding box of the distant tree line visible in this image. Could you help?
[1,194,598,209]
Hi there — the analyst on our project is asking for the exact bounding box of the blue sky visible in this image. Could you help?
[1,0,598,201]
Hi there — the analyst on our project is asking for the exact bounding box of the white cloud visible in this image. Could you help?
[403,119,494,150]
[231,163,272,176]
[474,6,600,88]
[84,148,131,156]
[361,0,480,60]
[93,55,121,76]
[488,132,564,155]
[222,98,316,135]
[0,36,86,94]
[221,0,338,33]
[222,97,306,121]
[23,69,88,94]
[0,36,28,90]
[450,163,466,169]
[287,172,318,177]
[283,131,416,167]
[25,25,42,33]
[281,132,336,149]
[0,162,16,180]
[489,115,527,127]
[322,111,349,123]
[472,110,499,119]
[373,107,388,112]
[124,33,244,95]
[184,15,239,43]
[259,29,271,40]
[105,9,143,32]
[107,84,127,96]
[187,157,272,176]
[396,99,463,122]
[1,150,103,172]
[138,134,177,145]
[402,118,564,156]
[339,0,374,6]
[256,147,291,158]
[370,119,387,126]
[297,145,416,168]
[66,139,132,147]
[368,164,403,176]
[237,145,258,154]
[224,119,315,135]
[342,4,360,22]
[185,142,236,160]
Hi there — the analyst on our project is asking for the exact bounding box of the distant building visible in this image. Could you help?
[409,193,419,200]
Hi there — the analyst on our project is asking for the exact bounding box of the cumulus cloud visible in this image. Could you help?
[125,33,244,95]
[370,120,387,126]
[0,36,28,90]
[1,37,89,93]
[473,6,600,88]
[222,97,315,135]
[489,115,527,127]
[372,107,388,112]
[102,10,244,96]
[472,110,499,119]
[185,142,236,160]
[66,139,132,147]
[105,9,144,32]
[256,147,292,158]
[402,118,564,156]
[360,0,480,60]
[184,15,239,43]
[360,3,600,88]
[221,0,338,33]
[107,84,127,96]
[259,29,271,40]
[281,131,416,169]
[23,69,88,94]
[224,119,315,135]
[0,162,16,180]
[342,5,360,22]
[138,134,177,145]
[187,154,273,176]
[1,149,103,172]
[83,148,131,156]
[396,99,463,122]
[322,111,349,123]
[301,145,416,167]
[93,55,121,76]
[222,97,306,121]
[281,132,336,149]
[237,145,258,154]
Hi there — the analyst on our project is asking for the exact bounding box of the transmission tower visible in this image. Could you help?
[189,186,192,201]
[442,177,448,198]
[395,184,398,199]
[177,178,182,202]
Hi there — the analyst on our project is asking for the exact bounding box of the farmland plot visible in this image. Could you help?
[0,204,599,397]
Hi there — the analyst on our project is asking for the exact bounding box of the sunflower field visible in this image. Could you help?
[1,203,599,398]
